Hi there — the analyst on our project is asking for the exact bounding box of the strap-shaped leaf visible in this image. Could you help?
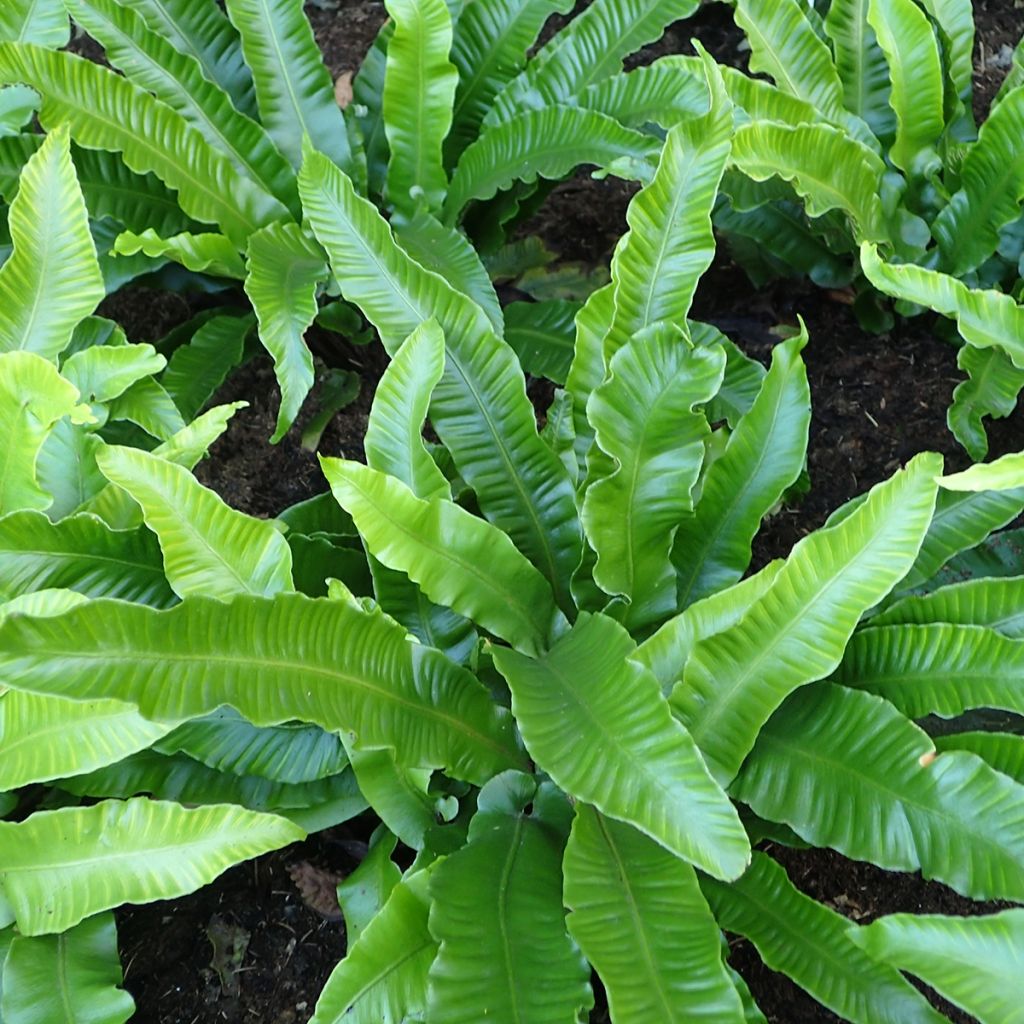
[95,445,294,600]
[0,126,102,358]
[564,804,746,1022]
[676,452,941,784]
[0,44,290,246]
[934,732,1024,785]
[364,320,449,501]
[161,315,249,421]
[383,0,457,217]
[445,105,660,221]
[64,0,297,209]
[583,331,723,630]
[577,56,709,129]
[835,622,1024,719]
[322,458,561,655]
[949,346,1024,461]
[0,593,524,783]
[0,353,92,514]
[426,773,593,1024]
[131,0,256,118]
[110,374,202,442]
[488,0,699,123]
[849,909,1024,1024]
[0,689,172,790]
[299,151,582,607]
[701,852,947,1024]
[876,576,1024,637]
[0,83,37,136]
[635,560,784,695]
[604,56,732,356]
[113,228,246,278]
[862,242,1024,368]
[223,0,349,170]
[916,0,975,125]
[335,825,401,944]
[311,868,436,1024]
[1,912,134,1024]
[734,683,1024,902]
[504,300,578,384]
[0,0,68,47]
[565,282,613,477]
[673,331,810,608]
[0,798,303,935]
[62,344,165,407]
[866,0,943,179]
[393,211,503,333]
[157,707,348,784]
[59,751,365,834]
[731,123,887,242]
[445,0,571,162]
[824,0,894,139]
[244,221,325,441]
[934,88,1024,275]
[492,613,750,881]
[732,0,858,133]
[0,510,174,605]
[897,487,1024,592]
[346,747,439,849]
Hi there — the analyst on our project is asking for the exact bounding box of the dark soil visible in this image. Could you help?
[74,1,1024,1022]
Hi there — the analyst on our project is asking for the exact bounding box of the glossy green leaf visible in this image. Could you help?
[0,593,523,784]
[61,343,165,406]
[322,459,561,654]
[0,689,172,790]
[113,229,245,279]
[156,707,348,785]
[426,774,592,1024]
[564,804,745,1022]
[934,732,1024,785]
[311,868,435,1024]
[346,747,440,849]
[0,44,289,246]
[677,453,941,784]
[866,0,943,178]
[861,242,1024,369]
[161,315,248,421]
[824,0,894,139]
[604,56,732,356]
[835,622,1024,719]
[445,105,659,221]
[383,0,456,217]
[0,510,174,605]
[564,282,613,476]
[244,221,325,442]
[0,84,37,138]
[897,486,1024,592]
[0,353,92,514]
[106,376,185,442]
[65,0,296,208]
[503,300,578,384]
[876,575,1024,637]
[850,910,1024,1024]
[734,683,1024,902]
[224,0,349,170]
[1,912,134,1024]
[445,0,571,162]
[96,445,293,600]
[393,210,504,333]
[488,0,699,123]
[299,152,581,608]
[335,826,401,944]
[916,0,975,127]
[701,852,946,1024]
[673,332,810,607]
[0,0,68,47]
[492,614,750,880]
[0,126,102,359]
[731,123,887,243]
[130,0,256,117]
[0,798,302,935]
[948,346,1024,461]
[0,586,86,623]
[583,330,723,629]
[940,451,1024,492]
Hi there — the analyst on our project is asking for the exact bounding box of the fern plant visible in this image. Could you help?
[687,0,1024,461]
[0,0,713,446]
[1,55,1023,1023]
